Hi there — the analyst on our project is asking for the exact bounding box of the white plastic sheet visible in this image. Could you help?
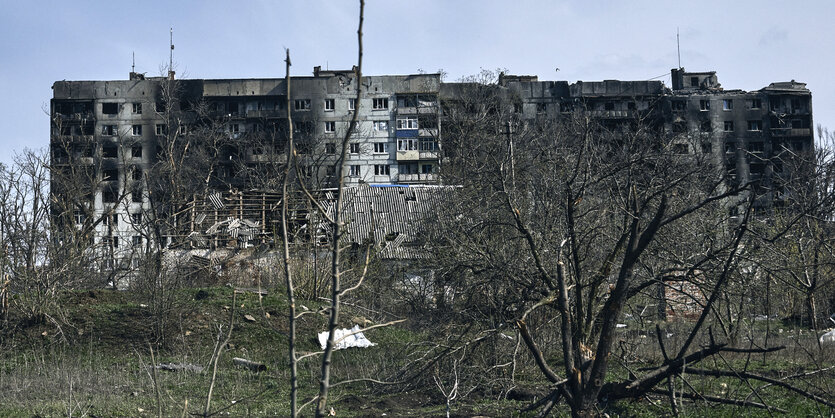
[318,325,376,350]
[820,329,835,345]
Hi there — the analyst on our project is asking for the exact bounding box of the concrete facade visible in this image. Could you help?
[50,67,813,269]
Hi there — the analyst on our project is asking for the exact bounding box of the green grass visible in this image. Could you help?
[1,287,832,416]
[0,287,458,416]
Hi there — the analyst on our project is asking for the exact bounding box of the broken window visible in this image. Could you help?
[132,125,142,136]
[372,98,389,110]
[131,167,142,181]
[155,124,166,136]
[791,119,803,129]
[373,143,388,153]
[723,99,733,110]
[690,77,699,87]
[326,165,336,176]
[294,99,311,111]
[102,188,117,203]
[536,103,547,113]
[604,102,615,111]
[326,143,336,154]
[750,164,765,183]
[349,143,360,154]
[102,144,118,158]
[748,142,764,153]
[791,98,801,111]
[725,142,736,153]
[324,99,335,111]
[132,236,142,246]
[132,187,143,203]
[132,213,142,224]
[374,164,390,175]
[627,101,637,110]
[701,142,713,153]
[699,100,710,111]
[747,120,762,131]
[750,99,762,109]
[325,121,336,133]
[101,125,117,136]
[349,165,361,177]
[132,103,142,114]
[700,121,711,132]
[293,121,313,135]
[724,121,734,132]
[348,98,356,111]
[131,145,142,158]
[398,96,417,108]
[671,100,686,111]
[102,103,118,115]
[421,164,434,174]
[295,140,312,154]
[102,168,118,181]
[514,103,523,113]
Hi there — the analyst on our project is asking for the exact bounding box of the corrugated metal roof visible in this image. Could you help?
[340,185,458,260]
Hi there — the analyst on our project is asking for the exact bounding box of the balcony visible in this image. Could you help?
[52,135,95,143]
[419,150,439,160]
[769,107,809,116]
[396,106,438,115]
[398,173,437,183]
[396,150,419,161]
[56,112,94,121]
[588,110,638,119]
[246,109,285,119]
[770,128,811,137]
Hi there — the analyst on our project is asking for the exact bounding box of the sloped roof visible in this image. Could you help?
[341,185,458,260]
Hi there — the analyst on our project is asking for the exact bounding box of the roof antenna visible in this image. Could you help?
[677,27,682,69]
[132,51,135,73]
[169,27,175,80]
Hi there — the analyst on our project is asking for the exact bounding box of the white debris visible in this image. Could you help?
[820,329,835,345]
[616,323,627,328]
[318,325,376,350]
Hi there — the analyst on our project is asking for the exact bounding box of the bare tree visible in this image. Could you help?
[432,76,833,415]
[313,2,365,416]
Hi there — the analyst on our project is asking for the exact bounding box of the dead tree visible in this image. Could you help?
[313,2,365,416]
[434,87,834,415]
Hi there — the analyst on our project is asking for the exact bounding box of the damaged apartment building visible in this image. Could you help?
[488,68,813,213]
[49,67,812,271]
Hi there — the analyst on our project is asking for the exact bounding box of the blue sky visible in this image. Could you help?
[2,0,833,165]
